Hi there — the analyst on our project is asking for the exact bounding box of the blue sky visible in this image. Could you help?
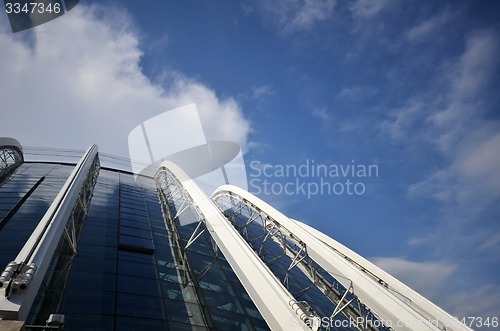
[1,0,499,325]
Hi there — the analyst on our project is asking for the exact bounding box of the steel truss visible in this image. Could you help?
[29,154,100,324]
[0,152,100,302]
[0,144,24,184]
[156,162,315,331]
[62,154,100,254]
[0,144,99,321]
[155,168,215,329]
[212,192,388,331]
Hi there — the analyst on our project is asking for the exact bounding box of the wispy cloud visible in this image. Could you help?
[380,30,500,214]
[479,232,500,255]
[336,86,375,100]
[379,101,425,140]
[370,257,457,300]
[248,0,336,33]
[429,30,500,151]
[442,284,500,324]
[373,257,500,323]
[0,4,251,157]
[252,84,275,100]
[311,108,333,124]
[349,0,393,19]
[408,30,500,210]
[372,23,500,315]
[406,7,456,41]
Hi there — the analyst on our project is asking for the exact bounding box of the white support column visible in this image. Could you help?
[212,185,472,331]
[0,144,98,321]
[156,162,312,331]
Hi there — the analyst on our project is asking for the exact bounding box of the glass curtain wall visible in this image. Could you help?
[1,161,271,330]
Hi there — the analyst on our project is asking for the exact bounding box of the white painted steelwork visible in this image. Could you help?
[0,144,99,321]
[155,162,313,331]
[212,185,472,331]
[0,137,24,180]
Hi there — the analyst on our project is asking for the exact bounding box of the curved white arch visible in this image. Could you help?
[156,162,312,331]
[0,137,24,164]
[212,185,471,331]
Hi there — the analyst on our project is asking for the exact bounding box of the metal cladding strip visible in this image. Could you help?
[212,185,469,331]
[0,144,98,321]
[288,219,472,331]
[156,162,310,331]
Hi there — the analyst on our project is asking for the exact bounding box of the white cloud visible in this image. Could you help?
[372,256,500,324]
[454,130,500,196]
[406,8,456,41]
[251,0,335,33]
[442,284,500,322]
[349,0,392,18]
[429,30,499,152]
[162,76,250,150]
[371,257,457,301]
[0,4,250,158]
[379,30,500,224]
[407,32,500,222]
[311,108,333,124]
[379,101,424,140]
[479,232,500,255]
[336,86,370,100]
[372,31,500,311]
[252,84,275,100]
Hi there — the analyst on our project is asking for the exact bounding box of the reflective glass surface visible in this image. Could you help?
[0,163,73,268]
[3,162,274,330]
[155,169,271,331]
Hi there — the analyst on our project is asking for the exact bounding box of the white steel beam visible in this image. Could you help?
[212,185,472,331]
[289,219,472,331]
[156,162,312,331]
[0,144,98,321]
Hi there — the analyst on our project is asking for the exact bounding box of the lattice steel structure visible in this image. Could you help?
[211,185,471,331]
[0,140,472,331]
[0,138,24,183]
[211,191,384,331]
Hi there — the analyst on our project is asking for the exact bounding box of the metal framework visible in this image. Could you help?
[212,185,472,331]
[0,144,99,321]
[156,166,216,329]
[0,137,24,184]
[212,191,385,331]
[155,161,315,331]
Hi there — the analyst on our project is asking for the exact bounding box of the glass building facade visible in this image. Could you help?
[0,140,471,331]
[1,161,268,330]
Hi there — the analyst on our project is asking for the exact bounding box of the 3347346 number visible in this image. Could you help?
[455,316,499,328]
[5,2,61,14]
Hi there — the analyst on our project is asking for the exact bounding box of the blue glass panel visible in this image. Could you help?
[67,272,116,292]
[116,317,166,331]
[62,290,115,315]
[119,234,155,253]
[62,315,114,330]
[116,293,164,319]
[117,275,161,297]
[120,226,152,239]
[118,259,157,279]
[71,256,116,274]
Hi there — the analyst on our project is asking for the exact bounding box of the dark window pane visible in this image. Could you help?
[116,317,166,331]
[67,272,116,292]
[63,315,114,330]
[62,290,114,315]
[116,293,164,320]
[118,260,157,279]
[117,275,160,296]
